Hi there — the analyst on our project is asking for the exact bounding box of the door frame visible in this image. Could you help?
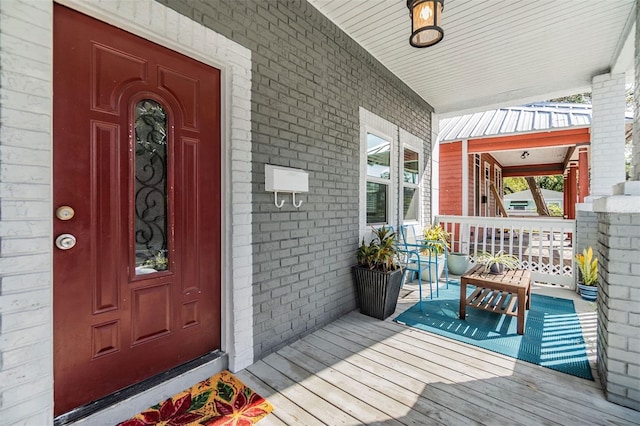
[52,0,254,366]
[48,0,252,415]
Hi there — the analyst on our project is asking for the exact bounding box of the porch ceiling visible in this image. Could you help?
[308,0,636,117]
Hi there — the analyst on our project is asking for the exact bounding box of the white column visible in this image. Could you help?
[590,73,627,196]
[431,112,440,221]
[462,139,469,216]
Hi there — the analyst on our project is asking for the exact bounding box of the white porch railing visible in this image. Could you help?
[435,215,576,288]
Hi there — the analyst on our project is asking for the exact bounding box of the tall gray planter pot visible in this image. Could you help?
[352,266,403,320]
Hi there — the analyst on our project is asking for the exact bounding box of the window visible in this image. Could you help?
[359,109,424,238]
[402,147,420,222]
[366,132,392,225]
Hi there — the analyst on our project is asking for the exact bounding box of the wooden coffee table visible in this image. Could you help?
[460,265,531,335]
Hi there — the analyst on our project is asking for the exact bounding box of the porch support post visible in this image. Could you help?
[566,164,577,219]
[578,147,589,202]
[591,11,640,411]
[462,139,469,216]
[589,72,627,196]
[431,111,440,220]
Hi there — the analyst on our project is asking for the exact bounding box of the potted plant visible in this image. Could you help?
[575,246,598,301]
[353,226,403,320]
[448,251,471,275]
[419,224,450,281]
[476,250,520,274]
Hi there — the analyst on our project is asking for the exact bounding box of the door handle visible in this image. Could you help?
[55,233,77,250]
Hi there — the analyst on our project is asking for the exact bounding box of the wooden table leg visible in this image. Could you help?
[517,287,525,335]
[459,281,466,319]
[525,280,531,310]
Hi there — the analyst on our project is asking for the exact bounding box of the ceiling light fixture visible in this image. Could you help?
[521,151,530,159]
[407,0,444,48]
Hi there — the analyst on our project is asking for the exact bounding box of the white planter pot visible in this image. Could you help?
[419,254,446,282]
[448,252,470,275]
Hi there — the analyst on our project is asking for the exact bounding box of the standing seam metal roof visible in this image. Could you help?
[438,102,594,142]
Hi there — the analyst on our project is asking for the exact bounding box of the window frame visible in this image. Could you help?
[365,130,394,226]
[401,144,421,224]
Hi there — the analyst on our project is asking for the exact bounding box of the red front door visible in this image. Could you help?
[53,5,221,415]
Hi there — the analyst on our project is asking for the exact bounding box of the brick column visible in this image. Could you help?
[591,5,640,410]
[593,199,640,411]
[590,73,627,196]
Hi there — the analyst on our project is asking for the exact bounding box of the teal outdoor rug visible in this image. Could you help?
[394,281,594,380]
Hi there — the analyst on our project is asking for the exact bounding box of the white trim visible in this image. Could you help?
[431,112,440,222]
[399,129,423,226]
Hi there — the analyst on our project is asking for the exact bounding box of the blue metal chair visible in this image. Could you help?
[398,225,449,311]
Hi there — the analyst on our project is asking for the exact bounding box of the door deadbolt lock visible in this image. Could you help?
[56,206,75,220]
[55,233,77,250]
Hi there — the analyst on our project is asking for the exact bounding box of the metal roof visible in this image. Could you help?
[438,102,595,142]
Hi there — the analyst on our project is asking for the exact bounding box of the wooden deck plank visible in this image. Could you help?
[234,370,323,426]
[317,323,557,426]
[246,360,358,425]
[325,319,564,426]
[275,345,417,426]
[297,334,481,426]
[335,315,610,425]
[344,312,639,425]
[240,308,640,426]
[262,352,400,426]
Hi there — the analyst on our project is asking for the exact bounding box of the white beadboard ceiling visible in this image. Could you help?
[308,0,636,117]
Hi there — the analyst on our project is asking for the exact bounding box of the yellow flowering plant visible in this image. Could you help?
[575,247,598,286]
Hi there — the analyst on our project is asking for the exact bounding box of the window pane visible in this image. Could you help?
[367,133,390,179]
[403,187,418,221]
[366,181,387,224]
[134,99,169,275]
[403,148,419,184]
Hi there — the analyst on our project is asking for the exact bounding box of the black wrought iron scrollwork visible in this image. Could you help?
[134,100,168,273]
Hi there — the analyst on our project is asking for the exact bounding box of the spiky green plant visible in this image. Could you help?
[575,247,598,286]
[422,224,450,254]
[356,226,400,273]
[476,250,520,274]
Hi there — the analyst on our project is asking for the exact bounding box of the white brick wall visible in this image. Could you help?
[0,0,253,423]
[590,73,627,196]
[0,0,54,424]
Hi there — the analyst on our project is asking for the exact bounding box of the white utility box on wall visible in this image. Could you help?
[265,164,309,208]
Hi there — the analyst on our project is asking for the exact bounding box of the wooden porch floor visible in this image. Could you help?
[238,282,639,425]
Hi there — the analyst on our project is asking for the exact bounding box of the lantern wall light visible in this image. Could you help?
[407,0,444,48]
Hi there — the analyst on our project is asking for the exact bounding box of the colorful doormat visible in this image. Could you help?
[118,370,273,426]
[394,282,594,380]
